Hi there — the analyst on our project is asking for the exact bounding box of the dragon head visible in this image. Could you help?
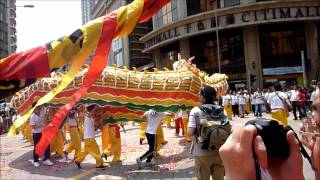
[173,57,229,96]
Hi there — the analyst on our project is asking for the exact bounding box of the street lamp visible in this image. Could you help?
[6,5,35,9]
[17,5,35,8]
[213,0,221,73]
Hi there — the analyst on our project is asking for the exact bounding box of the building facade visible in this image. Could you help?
[0,0,17,58]
[140,0,320,90]
[91,0,154,69]
[81,0,96,25]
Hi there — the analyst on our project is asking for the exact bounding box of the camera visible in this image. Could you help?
[245,119,289,160]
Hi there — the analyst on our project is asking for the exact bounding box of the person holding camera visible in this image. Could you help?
[301,93,320,179]
[219,93,320,180]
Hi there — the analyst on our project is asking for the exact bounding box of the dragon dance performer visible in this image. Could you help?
[136,109,172,168]
[22,121,33,144]
[140,119,166,154]
[139,121,147,145]
[75,104,105,169]
[51,124,66,159]
[30,104,53,167]
[105,116,122,163]
[174,109,184,136]
[182,110,192,142]
[64,110,81,160]
[223,91,233,120]
[165,114,173,128]
[156,121,165,154]
[101,108,112,160]
[75,105,86,140]
[47,107,66,159]
[244,90,251,115]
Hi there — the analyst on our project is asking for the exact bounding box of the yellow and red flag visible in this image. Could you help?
[2,0,171,156]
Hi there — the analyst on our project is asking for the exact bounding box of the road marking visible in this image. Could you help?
[0,147,33,152]
[68,163,111,180]
[68,168,96,180]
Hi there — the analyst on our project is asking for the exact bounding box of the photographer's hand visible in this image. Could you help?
[266,130,304,180]
[219,125,267,180]
[220,126,304,180]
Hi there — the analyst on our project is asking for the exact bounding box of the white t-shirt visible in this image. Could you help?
[144,109,165,134]
[29,113,44,133]
[267,92,288,111]
[238,95,246,105]
[83,115,95,139]
[254,92,264,104]
[222,95,232,105]
[231,95,238,105]
[251,94,256,105]
[67,117,77,126]
[289,90,299,101]
[264,92,269,102]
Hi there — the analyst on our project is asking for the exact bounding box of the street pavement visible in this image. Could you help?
[0,113,314,180]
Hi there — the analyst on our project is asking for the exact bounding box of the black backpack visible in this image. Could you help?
[195,105,231,151]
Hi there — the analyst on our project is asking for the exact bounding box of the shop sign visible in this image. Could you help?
[144,6,320,50]
[263,66,303,75]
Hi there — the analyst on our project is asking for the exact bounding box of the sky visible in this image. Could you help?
[16,0,82,52]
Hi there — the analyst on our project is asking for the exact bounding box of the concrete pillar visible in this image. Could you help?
[220,0,224,8]
[305,22,319,85]
[153,49,161,68]
[179,39,190,60]
[243,26,263,91]
[122,37,130,67]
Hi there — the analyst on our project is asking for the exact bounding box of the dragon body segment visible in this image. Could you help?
[11,60,228,122]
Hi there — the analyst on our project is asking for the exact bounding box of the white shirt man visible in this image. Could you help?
[144,109,167,135]
[238,94,246,105]
[29,112,44,134]
[267,91,288,111]
[267,89,289,125]
[83,115,95,139]
[289,89,299,102]
[75,105,105,169]
[231,94,238,105]
[254,91,265,105]
[30,106,53,167]
[223,95,232,106]
[137,109,170,168]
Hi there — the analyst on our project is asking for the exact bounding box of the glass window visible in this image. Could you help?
[172,0,178,21]
[259,23,306,69]
[189,28,245,75]
[154,0,178,28]
[160,41,180,69]
[112,39,123,67]
[154,9,163,28]
[224,0,240,7]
